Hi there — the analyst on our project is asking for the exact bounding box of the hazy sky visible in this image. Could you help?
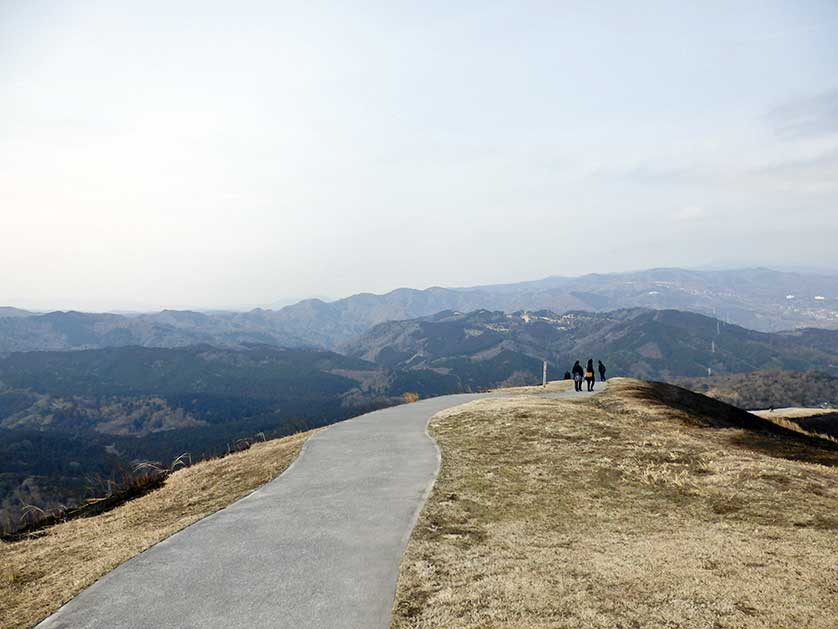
[2,1,837,311]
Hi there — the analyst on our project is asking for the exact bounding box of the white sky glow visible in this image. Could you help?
[2,1,837,310]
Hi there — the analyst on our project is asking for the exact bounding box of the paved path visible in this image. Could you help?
[39,384,604,629]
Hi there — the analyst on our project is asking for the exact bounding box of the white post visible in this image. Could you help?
[542,360,548,387]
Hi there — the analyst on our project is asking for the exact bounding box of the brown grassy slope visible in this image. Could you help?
[0,429,315,629]
[392,378,838,629]
[628,378,838,447]
[786,412,838,440]
[751,409,838,441]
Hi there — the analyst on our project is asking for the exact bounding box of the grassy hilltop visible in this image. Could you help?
[392,379,838,629]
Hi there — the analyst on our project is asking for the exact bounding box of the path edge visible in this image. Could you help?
[36,427,322,628]
[384,401,459,626]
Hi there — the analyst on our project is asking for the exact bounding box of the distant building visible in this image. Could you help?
[786,295,795,300]
[815,295,826,301]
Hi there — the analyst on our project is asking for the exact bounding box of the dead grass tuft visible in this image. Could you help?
[0,429,315,629]
[392,378,838,628]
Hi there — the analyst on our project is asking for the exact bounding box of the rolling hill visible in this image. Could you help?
[0,307,34,318]
[257,267,838,347]
[2,267,837,352]
[392,379,838,628]
[0,310,306,353]
[677,369,838,410]
[346,308,838,388]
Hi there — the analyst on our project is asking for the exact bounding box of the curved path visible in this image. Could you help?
[39,384,604,629]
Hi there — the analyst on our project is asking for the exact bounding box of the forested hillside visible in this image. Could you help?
[0,345,444,533]
[677,370,838,410]
[347,308,838,383]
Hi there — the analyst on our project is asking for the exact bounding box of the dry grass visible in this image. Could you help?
[392,378,838,629]
[750,409,838,444]
[752,407,835,419]
[0,429,315,629]
[755,416,838,445]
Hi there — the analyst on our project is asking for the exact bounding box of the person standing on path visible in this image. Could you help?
[572,361,584,391]
[585,359,596,392]
[598,360,607,382]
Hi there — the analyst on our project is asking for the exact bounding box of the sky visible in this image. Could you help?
[1,1,837,311]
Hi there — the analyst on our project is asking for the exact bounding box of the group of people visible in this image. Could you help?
[564,359,606,392]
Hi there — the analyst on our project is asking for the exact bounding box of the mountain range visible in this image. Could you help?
[2,268,838,353]
[347,308,838,385]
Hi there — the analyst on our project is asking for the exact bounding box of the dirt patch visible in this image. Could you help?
[392,378,838,628]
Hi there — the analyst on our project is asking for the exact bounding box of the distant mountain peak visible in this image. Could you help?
[1,267,837,353]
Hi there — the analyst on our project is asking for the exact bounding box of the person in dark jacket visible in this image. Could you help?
[585,359,595,391]
[598,360,607,382]
[571,361,584,391]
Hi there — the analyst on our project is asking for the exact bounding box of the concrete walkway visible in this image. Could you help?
[39,384,604,629]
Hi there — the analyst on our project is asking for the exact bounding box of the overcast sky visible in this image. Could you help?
[2,1,837,311]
